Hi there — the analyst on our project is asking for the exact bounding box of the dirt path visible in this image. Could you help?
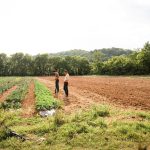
[39,76,150,112]
[21,82,35,117]
[0,86,17,102]
[37,78,108,113]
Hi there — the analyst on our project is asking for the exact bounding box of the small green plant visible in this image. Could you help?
[88,118,107,128]
[53,111,66,130]
[117,125,129,135]
[0,124,10,141]
[89,105,110,120]
[135,122,150,132]
[0,110,12,141]
[137,112,150,120]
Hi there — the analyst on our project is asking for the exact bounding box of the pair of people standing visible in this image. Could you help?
[54,69,69,98]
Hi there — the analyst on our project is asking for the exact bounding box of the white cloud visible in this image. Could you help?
[0,0,149,55]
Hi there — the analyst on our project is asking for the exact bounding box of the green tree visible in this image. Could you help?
[137,42,150,74]
[33,54,49,75]
[102,55,136,75]
[0,53,8,76]
[90,50,104,74]
[10,53,25,76]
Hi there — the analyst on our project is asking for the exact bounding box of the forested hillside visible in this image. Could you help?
[50,48,132,61]
[0,42,149,76]
[50,49,89,57]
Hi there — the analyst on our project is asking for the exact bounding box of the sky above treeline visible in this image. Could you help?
[0,0,150,55]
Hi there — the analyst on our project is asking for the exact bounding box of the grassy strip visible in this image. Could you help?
[34,80,60,111]
[0,78,31,109]
[0,105,150,150]
[0,77,21,94]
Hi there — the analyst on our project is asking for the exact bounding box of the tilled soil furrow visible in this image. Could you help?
[21,82,35,117]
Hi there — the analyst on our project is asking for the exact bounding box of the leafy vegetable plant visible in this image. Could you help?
[34,80,60,111]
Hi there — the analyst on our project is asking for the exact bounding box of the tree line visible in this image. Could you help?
[91,42,150,75]
[0,42,149,76]
[0,53,90,76]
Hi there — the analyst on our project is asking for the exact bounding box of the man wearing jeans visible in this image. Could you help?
[64,70,69,98]
[54,69,59,98]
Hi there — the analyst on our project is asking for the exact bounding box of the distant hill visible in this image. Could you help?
[100,48,132,57]
[49,49,89,57]
[90,48,133,61]
[49,48,133,61]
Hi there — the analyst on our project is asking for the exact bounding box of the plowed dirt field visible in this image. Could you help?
[38,76,150,113]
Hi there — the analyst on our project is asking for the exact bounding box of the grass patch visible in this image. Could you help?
[137,112,150,121]
[0,105,150,150]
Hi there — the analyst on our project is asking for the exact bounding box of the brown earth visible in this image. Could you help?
[0,86,17,102]
[21,82,35,117]
[38,76,150,113]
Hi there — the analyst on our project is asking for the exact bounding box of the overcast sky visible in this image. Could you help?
[0,0,150,55]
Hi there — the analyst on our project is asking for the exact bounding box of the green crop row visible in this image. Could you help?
[34,80,60,111]
[0,78,32,109]
[0,78,22,94]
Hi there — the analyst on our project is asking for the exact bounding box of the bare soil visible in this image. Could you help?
[21,82,35,117]
[38,76,150,113]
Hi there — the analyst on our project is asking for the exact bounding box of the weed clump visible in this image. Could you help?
[89,105,110,119]
[53,111,66,129]
[137,112,150,121]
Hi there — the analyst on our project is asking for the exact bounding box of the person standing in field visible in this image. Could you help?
[64,70,69,98]
[54,69,59,98]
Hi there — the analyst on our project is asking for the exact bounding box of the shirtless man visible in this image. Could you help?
[54,69,59,97]
[64,70,69,98]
